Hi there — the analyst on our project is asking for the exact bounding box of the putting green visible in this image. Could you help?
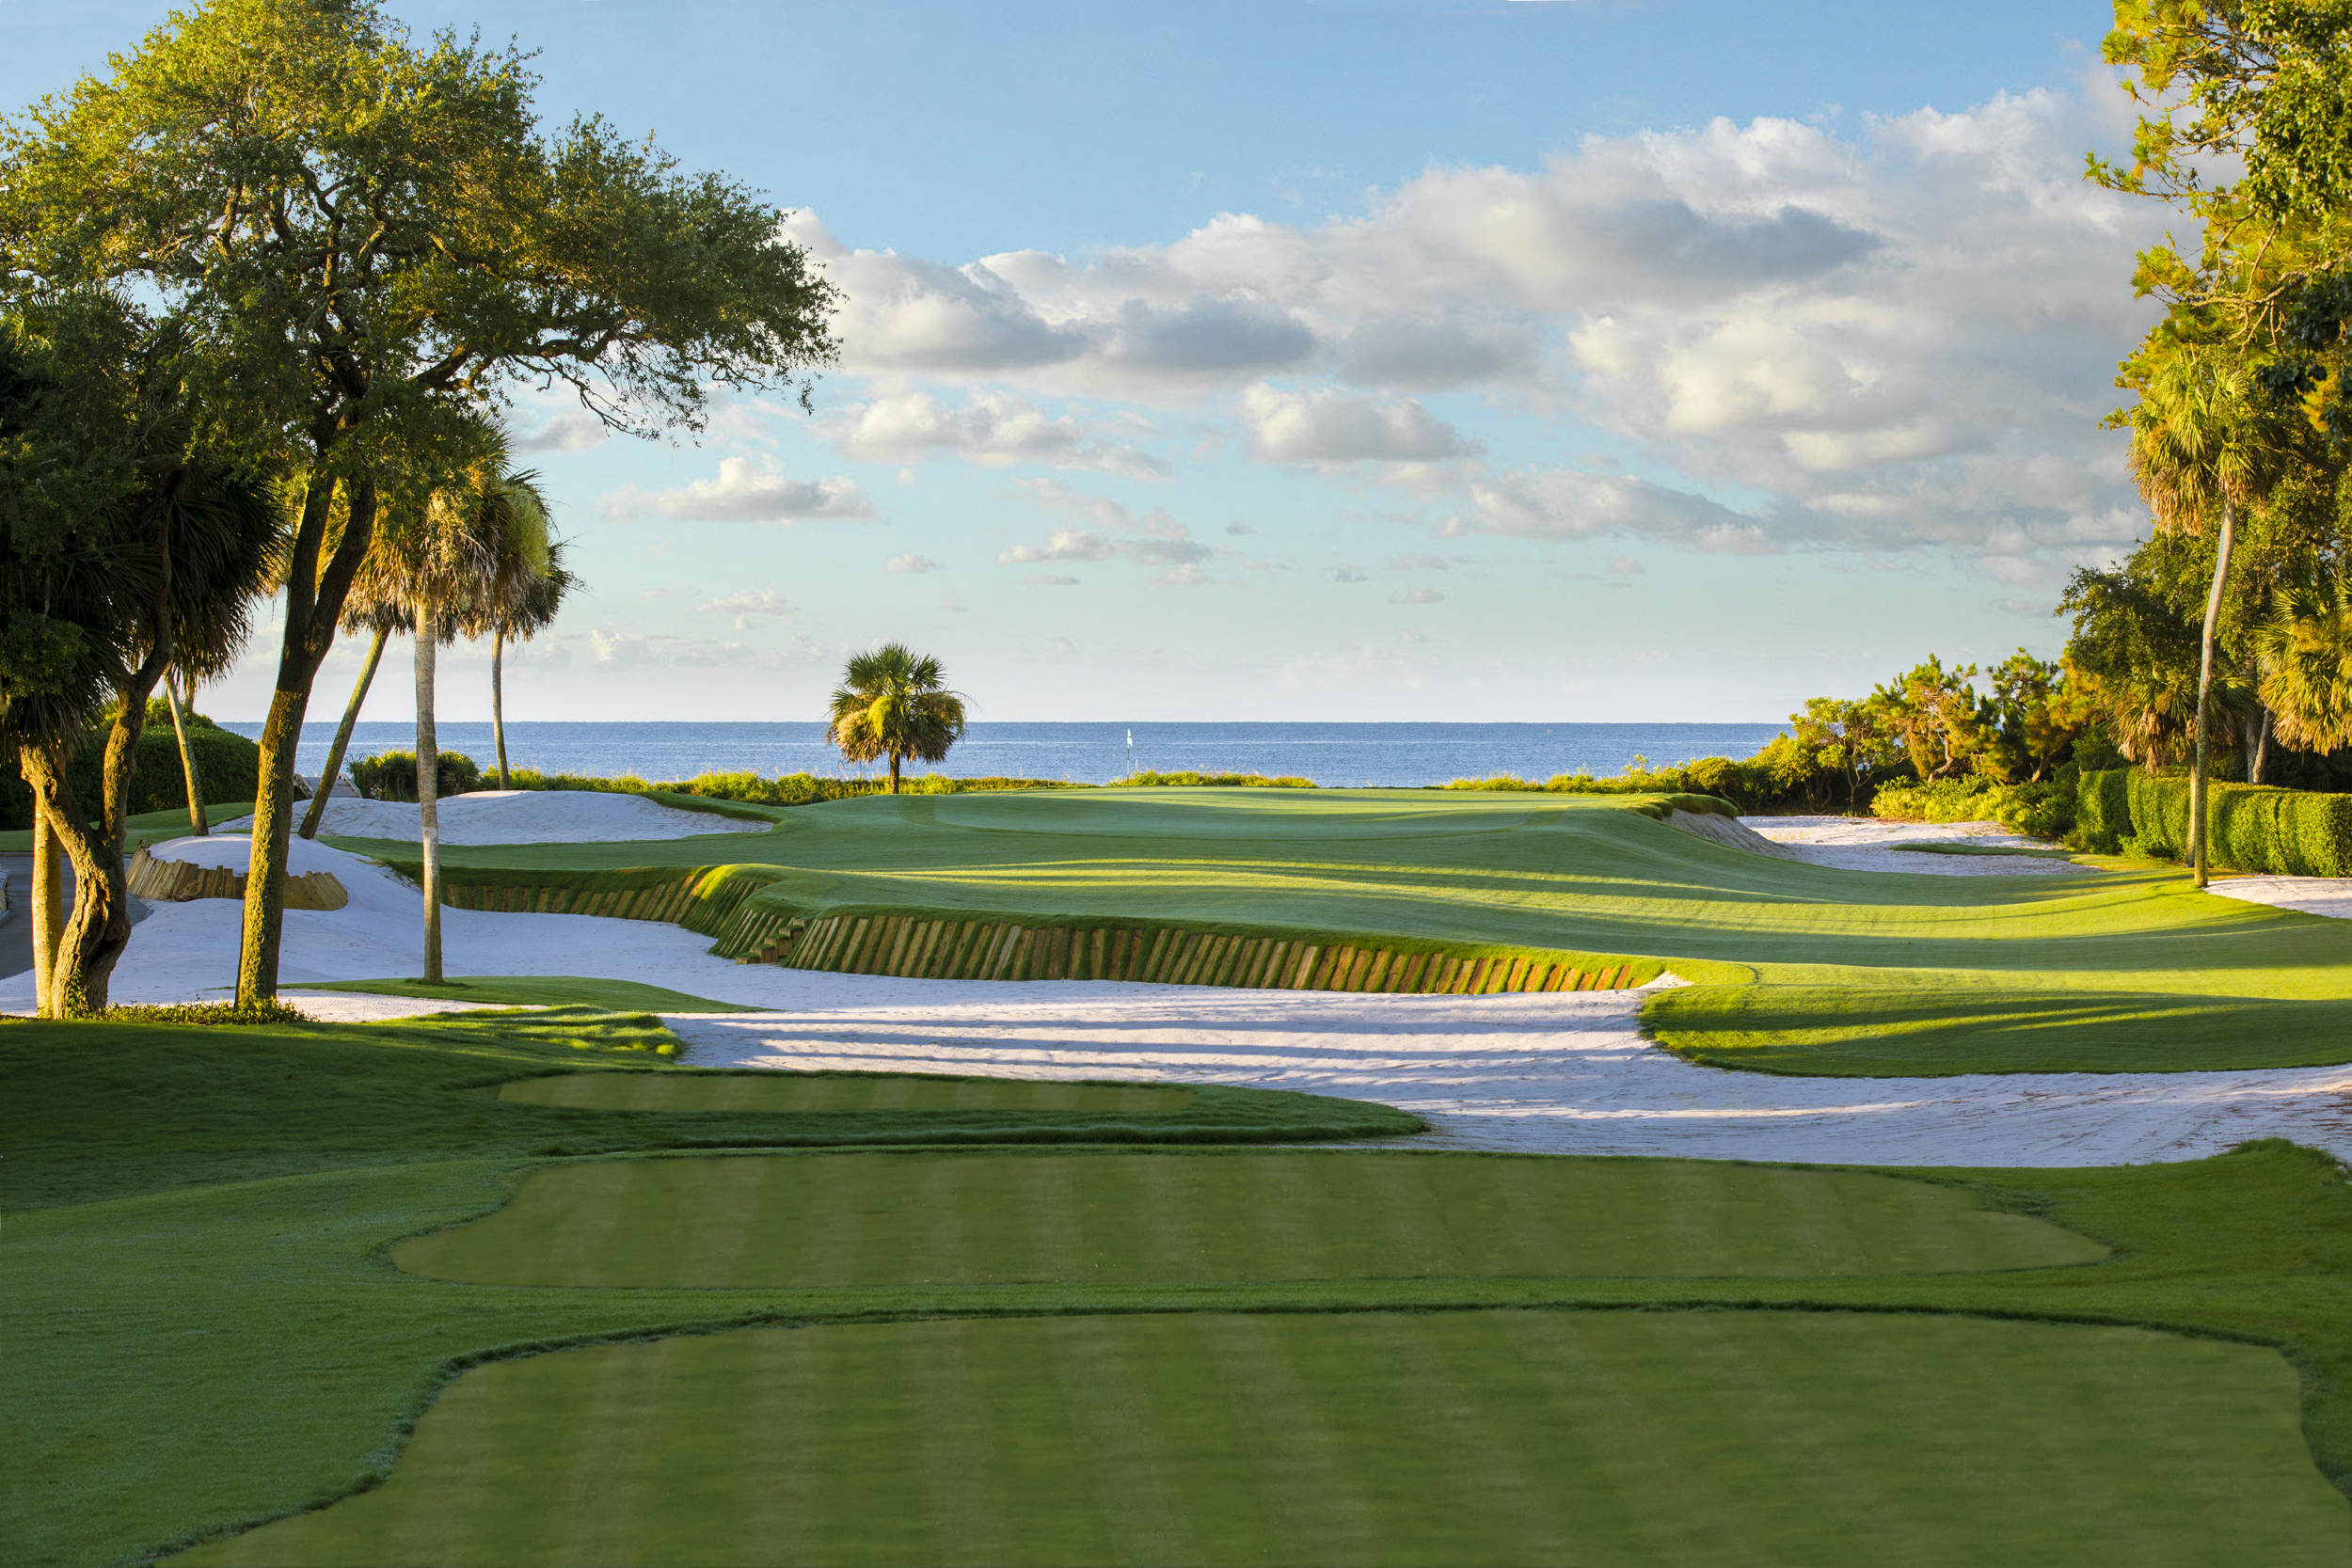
[496,1072,1197,1115]
[349,787,2352,1076]
[176,1310,2350,1568]
[390,1151,2107,1288]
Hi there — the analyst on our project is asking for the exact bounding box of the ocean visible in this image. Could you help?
[221,721,1789,790]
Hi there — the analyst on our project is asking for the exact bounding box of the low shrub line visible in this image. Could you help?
[2071,769,2352,876]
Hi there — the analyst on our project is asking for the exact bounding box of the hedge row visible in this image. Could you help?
[2075,768,2352,876]
[0,723,261,832]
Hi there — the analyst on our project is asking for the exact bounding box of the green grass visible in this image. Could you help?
[1887,842,2083,860]
[7,1008,2350,1566]
[336,786,2352,1076]
[390,1149,2107,1289]
[494,1072,1199,1114]
[180,1311,2346,1568]
[0,801,255,855]
[290,974,771,1013]
[0,1011,1417,1213]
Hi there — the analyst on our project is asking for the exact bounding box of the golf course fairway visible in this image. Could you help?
[177,1310,2347,1568]
[342,787,2352,1076]
[391,1149,2109,1289]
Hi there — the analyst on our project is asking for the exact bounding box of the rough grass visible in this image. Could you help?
[181,1311,2346,1568]
[335,786,2352,1076]
[1886,842,2082,860]
[7,1008,2349,1566]
[287,975,770,1013]
[0,801,256,855]
[0,1011,1417,1214]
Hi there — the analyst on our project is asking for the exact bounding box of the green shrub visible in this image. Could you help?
[1869,776,2000,823]
[2074,768,2133,853]
[501,768,1082,807]
[350,751,483,801]
[1113,771,1317,788]
[2079,768,2352,874]
[0,714,261,832]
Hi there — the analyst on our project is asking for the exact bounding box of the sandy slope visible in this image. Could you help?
[1735,814,2084,875]
[19,834,2348,1168]
[214,789,771,845]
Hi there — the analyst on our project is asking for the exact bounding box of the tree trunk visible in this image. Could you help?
[300,622,390,838]
[2252,707,2272,785]
[27,782,62,1017]
[24,749,133,1016]
[43,469,184,1012]
[241,473,378,1005]
[889,750,901,795]
[165,670,209,836]
[2189,499,2237,889]
[417,593,443,984]
[492,627,510,790]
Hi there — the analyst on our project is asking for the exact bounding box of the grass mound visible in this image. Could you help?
[391,1149,2106,1290]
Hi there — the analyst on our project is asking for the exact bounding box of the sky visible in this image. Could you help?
[5,0,2169,725]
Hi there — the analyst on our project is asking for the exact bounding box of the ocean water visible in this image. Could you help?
[222,720,1788,790]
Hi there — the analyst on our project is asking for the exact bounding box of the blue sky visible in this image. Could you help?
[7,0,2162,725]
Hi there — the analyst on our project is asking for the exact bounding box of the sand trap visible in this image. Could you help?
[1739,814,2082,876]
[2208,875,2352,922]
[12,834,2346,1169]
[213,789,771,845]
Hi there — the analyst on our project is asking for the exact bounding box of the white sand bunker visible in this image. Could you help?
[216,789,771,845]
[670,983,2352,1167]
[1736,814,2082,876]
[24,835,2348,1169]
[2208,875,2352,923]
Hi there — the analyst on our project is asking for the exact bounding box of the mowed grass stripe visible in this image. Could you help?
[389,1152,2109,1290]
[188,1312,2351,1567]
[495,1072,1199,1115]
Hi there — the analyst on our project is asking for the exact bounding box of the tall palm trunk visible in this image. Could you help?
[29,800,63,1016]
[416,594,443,983]
[888,749,901,795]
[301,623,391,839]
[491,627,510,790]
[2189,499,2236,888]
[165,669,209,836]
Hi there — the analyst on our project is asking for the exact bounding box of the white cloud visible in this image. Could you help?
[885,553,942,574]
[1443,467,1781,553]
[1025,573,1081,587]
[995,482,1216,576]
[827,391,1168,478]
[1390,587,1446,605]
[699,590,796,631]
[1241,384,1475,465]
[588,627,808,670]
[512,410,611,454]
[613,457,876,524]
[786,75,2166,571]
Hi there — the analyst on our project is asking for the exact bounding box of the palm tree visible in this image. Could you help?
[2254,574,2352,753]
[827,643,968,794]
[2118,344,2289,886]
[295,600,413,838]
[448,517,571,791]
[355,420,549,980]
